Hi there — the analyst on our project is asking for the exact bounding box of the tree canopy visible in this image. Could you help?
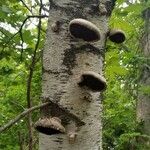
[0,0,150,149]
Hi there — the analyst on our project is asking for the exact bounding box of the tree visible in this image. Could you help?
[4,0,150,149]
[38,0,115,149]
[136,7,150,148]
[103,1,150,149]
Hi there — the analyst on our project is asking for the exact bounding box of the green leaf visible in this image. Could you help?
[124,4,144,14]
[1,5,12,13]
[22,30,34,44]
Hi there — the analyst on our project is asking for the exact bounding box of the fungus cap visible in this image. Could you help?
[108,29,126,43]
[69,18,101,42]
[78,71,107,92]
[34,117,65,135]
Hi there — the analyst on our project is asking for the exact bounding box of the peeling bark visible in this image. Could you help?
[39,0,115,149]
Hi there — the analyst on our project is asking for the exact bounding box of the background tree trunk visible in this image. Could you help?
[137,7,150,146]
[39,0,115,149]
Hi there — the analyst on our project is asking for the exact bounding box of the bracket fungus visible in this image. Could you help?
[108,29,126,43]
[78,71,107,92]
[34,117,65,135]
[69,18,101,42]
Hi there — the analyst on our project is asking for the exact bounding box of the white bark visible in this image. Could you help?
[39,0,114,149]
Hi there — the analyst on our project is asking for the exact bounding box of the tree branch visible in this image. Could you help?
[26,2,43,149]
[0,102,50,133]
[35,0,50,13]
[5,15,48,49]
[20,0,33,14]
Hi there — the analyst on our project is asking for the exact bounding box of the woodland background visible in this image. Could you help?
[0,0,150,149]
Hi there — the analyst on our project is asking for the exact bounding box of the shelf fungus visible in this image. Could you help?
[78,71,107,92]
[69,18,101,42]
[34,117,65,135]
[108,29,126,43]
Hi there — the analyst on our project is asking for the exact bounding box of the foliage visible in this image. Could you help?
[103,0,150,149]
[0,0,48,149]
[0,0,150,150]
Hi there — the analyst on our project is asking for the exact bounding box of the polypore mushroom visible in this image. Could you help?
[69,18,101,42]
[108,29,126,43]
[78,71,107,92]
[34,117,65,135]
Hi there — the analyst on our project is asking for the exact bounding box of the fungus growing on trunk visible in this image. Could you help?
[34,117,65,135]
[78,71,107,92]
[69,18,101,42]
[108,29,126,43]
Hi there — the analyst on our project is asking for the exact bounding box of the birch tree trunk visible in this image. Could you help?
[39,0,115,149]
[137,7,150,147]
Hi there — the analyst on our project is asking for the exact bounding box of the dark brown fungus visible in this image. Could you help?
[108,29,126,43]
[69,18,101,42]
[34,117,65,135]
[78,71,107,92]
